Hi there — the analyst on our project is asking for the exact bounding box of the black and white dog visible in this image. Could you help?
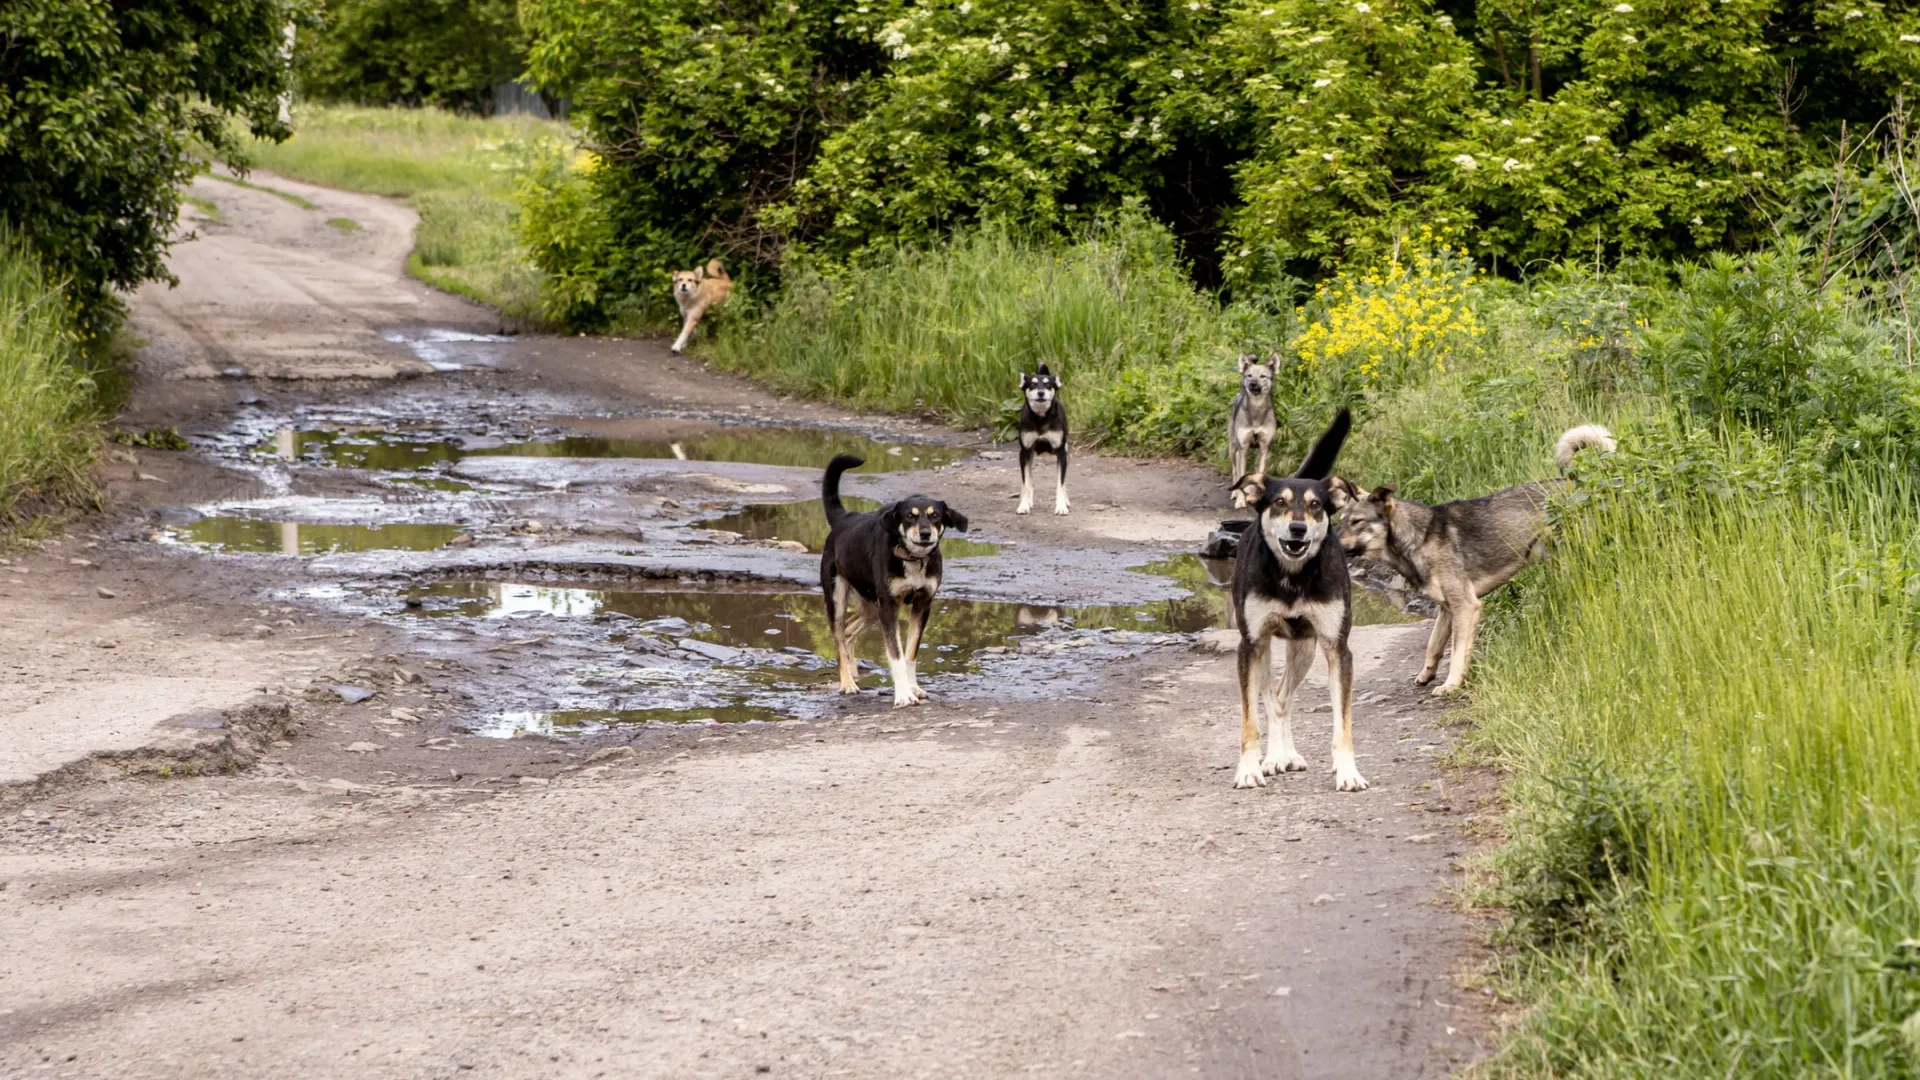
[820,454,969,707]
[1227,407,1367,792]
[1016,363,1070,515]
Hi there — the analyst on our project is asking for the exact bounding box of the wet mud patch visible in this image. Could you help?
[1130,553,1420,628]
[693,499,1002,557]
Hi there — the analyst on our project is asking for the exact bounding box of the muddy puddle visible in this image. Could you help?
[387,578,1215,737]
[694,498,1002,557]
[173,517,465,554]
[255,424,966,475]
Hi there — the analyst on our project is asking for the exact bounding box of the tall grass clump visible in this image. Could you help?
[241,104,558,319]
[711,211,1246,459]
[0,228,97,525]
[1468,430,1920,1077]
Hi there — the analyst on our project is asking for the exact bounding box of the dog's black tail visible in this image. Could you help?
[823,454,865,527]
[1294,407,1352,480]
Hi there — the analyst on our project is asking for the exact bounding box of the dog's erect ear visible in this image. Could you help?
[1294,407,1352,481]
[1266,351,1281,370]
[1370,483,1396,509]
[1229,472,1268,510]
[938,502,968,533]
[1238,352,1258,373]
[1327,476,1357,509]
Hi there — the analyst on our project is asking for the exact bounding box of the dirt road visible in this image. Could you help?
[0,173,1496,1078]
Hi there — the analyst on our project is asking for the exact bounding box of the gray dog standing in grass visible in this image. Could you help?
[1228,352,1278,498]
[1330,424,1616,695]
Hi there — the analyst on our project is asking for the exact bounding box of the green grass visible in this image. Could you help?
[325,216,360,233]
[1465,441,1920,1077]
[182,193,223,225]
[0,227,98,528]
[242,104,558,320]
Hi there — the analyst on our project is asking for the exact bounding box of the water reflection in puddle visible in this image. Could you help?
[257,426,966,474]
[693,499,1001,557]
[380,328,512,371]
[173,517,463,554]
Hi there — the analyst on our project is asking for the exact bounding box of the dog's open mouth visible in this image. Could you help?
[1279,537,1311,558]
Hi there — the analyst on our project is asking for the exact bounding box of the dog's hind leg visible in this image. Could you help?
[1233,636,1273,789]
[1053,445,1070,515]
[827,576,862,694]
[1262,636,1315,776]
[1017,445,1035,515]
[1322,636,1367,791]
[1434,593,1482,696]
[1416,607,1452,686]
[900,597,932,703]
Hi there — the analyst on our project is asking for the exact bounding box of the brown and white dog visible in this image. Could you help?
[669,258,732,354]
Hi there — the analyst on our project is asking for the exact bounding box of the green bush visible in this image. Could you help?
[0,0,300,324]
[300,0,525,113]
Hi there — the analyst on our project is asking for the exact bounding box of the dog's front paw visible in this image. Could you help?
[893,689,923,708]
[1262,752,1309,776]
[1016,499,1033,515]
[1233,757,1267,789]
[910,685,930,704]
[1333,765,1370,792]
[1431,681,1466,698]
[1054,493,1070,515]
[1415,667,1437,685]
[837,680,861,695]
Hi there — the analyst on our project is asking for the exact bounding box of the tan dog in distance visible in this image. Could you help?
[669,258,732,354]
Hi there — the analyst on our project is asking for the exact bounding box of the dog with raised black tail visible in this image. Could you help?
[819,454,969,708]
[1228,352,1278,501]
[1329,423,1616,696]
[1227,407,1365,792]
[1016,363,1070,515]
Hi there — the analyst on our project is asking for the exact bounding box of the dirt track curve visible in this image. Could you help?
[0,171,1498,1078]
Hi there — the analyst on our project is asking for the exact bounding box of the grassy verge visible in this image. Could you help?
[1468,437,1920,1076]
[240,104,561,321]
[0,228,99,529]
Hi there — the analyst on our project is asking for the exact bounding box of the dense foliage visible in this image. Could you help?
[300,0,525,113]
[0,0,301,323]
[519,0,1920,321]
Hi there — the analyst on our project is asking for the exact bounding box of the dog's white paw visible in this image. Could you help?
[1053,497,1070,515]
[909,684,930,704]
[1233,757,1267,789]
[1431,681,1466,698]
[1333,765,1370,792]
[893,690,922,708]
[1262,752,1309,776]
[1016,499,1033,515]
[1415,668,1437,685]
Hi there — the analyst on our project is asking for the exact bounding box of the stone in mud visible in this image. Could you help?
[328,684,377,704]
[96,587,117,599]
[678,639,743,663]
[586,745,636,764]
[640,617,694,636]
[344,742,381,753]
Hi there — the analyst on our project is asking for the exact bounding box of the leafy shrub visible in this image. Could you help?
[300,0,526,114]
[0,0,299,324]
[1639,247,1920,453]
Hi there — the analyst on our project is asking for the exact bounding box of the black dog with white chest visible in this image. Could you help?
[1016,363,1070,515]
[820,454,969,708]
[1227,408,1367,792]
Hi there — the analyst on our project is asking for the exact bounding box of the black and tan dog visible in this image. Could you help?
[1329,424,1615,696]
[1228,408,1366,791]
[1016,363,1070,515]
[820,454,969,708]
